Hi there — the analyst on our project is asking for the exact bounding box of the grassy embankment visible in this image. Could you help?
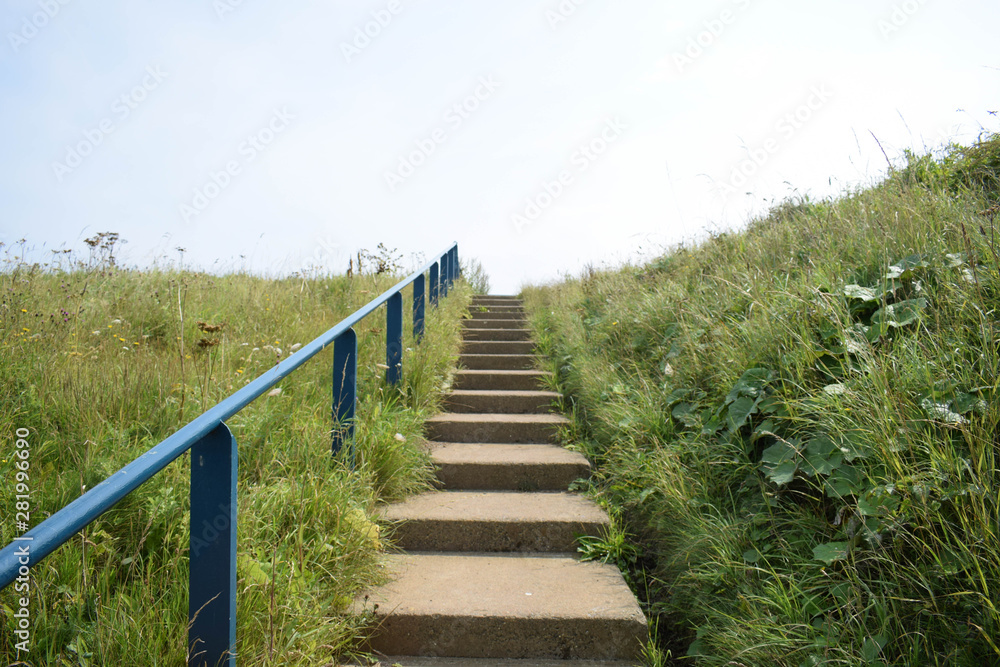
[0,243,478,665]
[524,136,1000,666]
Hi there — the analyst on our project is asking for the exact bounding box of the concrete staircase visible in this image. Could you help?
[363,295,647,664]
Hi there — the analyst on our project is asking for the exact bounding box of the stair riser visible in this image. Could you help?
[469,305,525,313]
[459,354,536,371]
[427,421,561,443]
[367,616,645,660]
[463,319,526,330]
[435,462,589,491]
[461,328,532,341]
[469,311,526,321]
[389,519,602,553]
[462,341,535,355]
[453,373,547,391]
[470,301,524,308]
[443,393,554,414]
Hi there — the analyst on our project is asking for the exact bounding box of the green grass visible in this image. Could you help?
[524,135,1000,666]
[0,247,472,665]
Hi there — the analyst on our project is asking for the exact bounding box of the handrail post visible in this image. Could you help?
[188,422,238,667]
[450,245,459,283]
[429,262,439,307]
[440,253,450,298]
[412,273,425,341]
[386,292,403,384]
[332,328,358,459]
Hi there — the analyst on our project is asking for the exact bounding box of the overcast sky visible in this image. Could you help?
[2,1,997,293]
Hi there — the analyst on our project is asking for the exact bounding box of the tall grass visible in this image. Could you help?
[0,245,471,665]
[524,136,1000,666]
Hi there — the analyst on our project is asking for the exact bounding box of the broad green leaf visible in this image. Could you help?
[727,396,758,431]
[742,548,761,563]
[822,383,847,396]
[871,298,927,329]
[920,397,968,425]
[726,368,773,402]
[886,253,931,279]
[844,284,879,301]
[766,460,798,485]
[824,466,861,498]
[863,635,888,662]
[761,441,797,464]
[813,541,850,564]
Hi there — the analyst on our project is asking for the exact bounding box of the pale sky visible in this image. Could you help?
[2,1,997,293]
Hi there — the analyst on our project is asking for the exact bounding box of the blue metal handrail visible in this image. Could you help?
[0,242,461,666]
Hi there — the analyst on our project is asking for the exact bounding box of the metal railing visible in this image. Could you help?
[0,242,460,666]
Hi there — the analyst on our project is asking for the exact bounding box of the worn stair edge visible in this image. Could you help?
[452,370,550,392]
[459,354,538,371]
[431,443,590,491]
[363,553,647,660]
[382,491,606,552]
[426,413,569,443]
[462,341,536,354]
[463,319,527,330]
[443,390,560,415]
[462,328,533,341]
[469,311,526,321]
[377,657,641,667]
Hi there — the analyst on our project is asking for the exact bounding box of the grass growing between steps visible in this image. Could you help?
[523,135,1000,666]
[0,242,472,665]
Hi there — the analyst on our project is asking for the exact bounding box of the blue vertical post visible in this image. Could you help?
[332,328,358,459]
[188,422,238,667]
[429,262,439,307]
[386,292,403,384]
[412,273,425,341]
[450,245,459,283]
[440,253,450,298]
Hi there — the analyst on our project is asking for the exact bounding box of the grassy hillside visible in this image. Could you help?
[524,136,1000,666]
[0,243,472,665]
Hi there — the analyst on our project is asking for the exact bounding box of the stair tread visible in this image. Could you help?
[431,443,587,466]
[427,413,570,425]
[369,552,643,622]
[379,658,638,667]
[382,491,607,524]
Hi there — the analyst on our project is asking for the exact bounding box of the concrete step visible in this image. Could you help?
[464,319,527,330]
[444,390,560,414]
[469,305,525,313]
[462,328,532,342]
[431,443,590,491]
[382,491,607,552]
[377,657,638,667]
[462,340,535,355]
[453,370,550,391]
[459,354,537,371]
[469,310,526,321]
[363,553,647,659]
[427,413,569,443]
[376,655,638,667]
[471,299,522,304]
